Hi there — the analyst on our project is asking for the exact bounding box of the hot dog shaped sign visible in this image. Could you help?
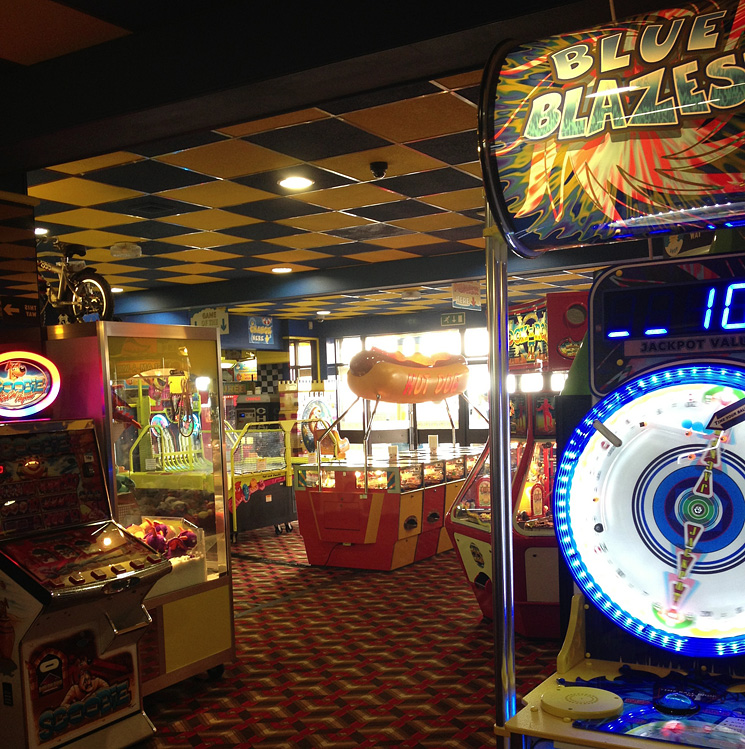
[347,348,469,404]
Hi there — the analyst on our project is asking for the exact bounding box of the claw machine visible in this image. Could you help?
[43,322,234,694]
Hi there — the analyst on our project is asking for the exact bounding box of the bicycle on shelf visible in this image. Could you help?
[37,237,114,323]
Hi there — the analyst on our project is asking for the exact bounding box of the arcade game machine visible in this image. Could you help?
[0,350,171,748]
[43,322,234,695]
[509,252,745,749]
[446,292,586,637]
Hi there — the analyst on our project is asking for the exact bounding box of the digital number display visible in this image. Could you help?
[604,278,745,340]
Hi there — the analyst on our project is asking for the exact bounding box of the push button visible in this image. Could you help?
[129,560,144,570]
[68,573,85,585]
[90,569,108,581]
[110,564,127,575]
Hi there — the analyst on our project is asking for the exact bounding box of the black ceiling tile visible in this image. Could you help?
[299,255,363,269]
[431,225,484,242]
[321,81,441,115]
[408,130,478,165]
[86,160,214,192]
[34,199,78,217]
[27,169,67,187]
[105,220,194,239]
[455,85,480,106]
[235,165,355,195]
[411,241,484,256]
[375,167,481,197]
[33,222,80,238]
[244,119,391,160]
[128,131,229,158]
[96,195,205,218]
[329,223,411,241]
[223,222,305,241]
[227,198,327,222]
[347,199,444,222]
[463,207,486,221]
[113,251,179,269]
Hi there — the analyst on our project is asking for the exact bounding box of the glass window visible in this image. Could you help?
[466,362,490,429]
[464,327,489,357]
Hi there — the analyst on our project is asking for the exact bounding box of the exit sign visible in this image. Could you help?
[441,312,465,326]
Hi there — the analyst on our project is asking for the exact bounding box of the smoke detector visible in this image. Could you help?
[401,289,422,301]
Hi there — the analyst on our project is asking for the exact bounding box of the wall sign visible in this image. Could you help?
[0,351,60,418]
[480,0,745,257]
[249,316,275,346]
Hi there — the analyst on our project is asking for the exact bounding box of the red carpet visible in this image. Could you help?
[136,526,558,748]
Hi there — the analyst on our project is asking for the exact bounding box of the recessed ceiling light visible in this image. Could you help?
[317,310,331,316]
[272,266,293,274]
[111,287,124,293]
[279,176,314,190]
[35,227,49,236]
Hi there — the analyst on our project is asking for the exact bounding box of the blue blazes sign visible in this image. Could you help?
[249,316,275,346]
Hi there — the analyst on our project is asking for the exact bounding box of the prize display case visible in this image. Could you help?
[446,389,560,638]
[43,321,234,695]
[294,445,481,570]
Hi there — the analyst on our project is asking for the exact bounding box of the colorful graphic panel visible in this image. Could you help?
[481,1,745,256]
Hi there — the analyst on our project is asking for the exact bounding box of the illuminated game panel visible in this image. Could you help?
[555,365,745,657]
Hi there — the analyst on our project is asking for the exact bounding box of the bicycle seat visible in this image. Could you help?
[63,243,87,258]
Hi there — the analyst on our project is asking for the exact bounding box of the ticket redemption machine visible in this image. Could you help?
[0,362,171,749]
[509,252,745,749]
[445,388,560,638]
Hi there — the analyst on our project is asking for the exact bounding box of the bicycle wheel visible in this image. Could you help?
[70,270,114,322]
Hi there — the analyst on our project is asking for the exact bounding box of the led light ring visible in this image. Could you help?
[555,364,745,657]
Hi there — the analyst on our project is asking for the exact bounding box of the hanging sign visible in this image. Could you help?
[480,0,745,257]
[452,282,481,311]
[0,351,60,417]
[248,316,275,346]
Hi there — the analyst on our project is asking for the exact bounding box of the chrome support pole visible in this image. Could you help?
[485,204,516,748]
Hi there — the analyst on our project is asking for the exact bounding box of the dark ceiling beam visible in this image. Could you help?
[0,2,617,172]
[115,239,654,316]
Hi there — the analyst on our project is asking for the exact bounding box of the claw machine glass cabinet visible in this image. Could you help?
[43,321,234,695]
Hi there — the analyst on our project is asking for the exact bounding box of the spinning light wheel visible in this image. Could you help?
[555,364,745,657]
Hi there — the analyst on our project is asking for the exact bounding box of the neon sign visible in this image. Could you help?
[0,351,60,418]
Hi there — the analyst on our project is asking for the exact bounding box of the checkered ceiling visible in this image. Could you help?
[18,0,652,320]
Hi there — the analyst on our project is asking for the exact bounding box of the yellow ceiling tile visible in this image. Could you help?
[38,208,144,229]
[420,187,484,212]
[98,276,147,286]
[390,213,481,232]
[79,261,146,275]
[156,181,274,208]
[28,177,142,207]
[434,70,482,90]
[462,237,485,248]
[265,233,347,250]
[313,145,444,181]
[345,249,419,263]
[365,234,447,249]
[247,263,317,274]
[49,152,144,175]
[159,209,261,231]
[160,249,241,262]
[276,212,372,232]
[160,263,234,275]
[460,162,482,178]
[216,109,330,137]
[157,139,300,179]
[158,231,248,249]
[254,249,332,262]
[294,183,402,211]
[342,93,477,143]
[50,229,144,248]
[160,275,226,285]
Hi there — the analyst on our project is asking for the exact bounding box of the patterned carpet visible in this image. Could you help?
[136,526,559,748]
